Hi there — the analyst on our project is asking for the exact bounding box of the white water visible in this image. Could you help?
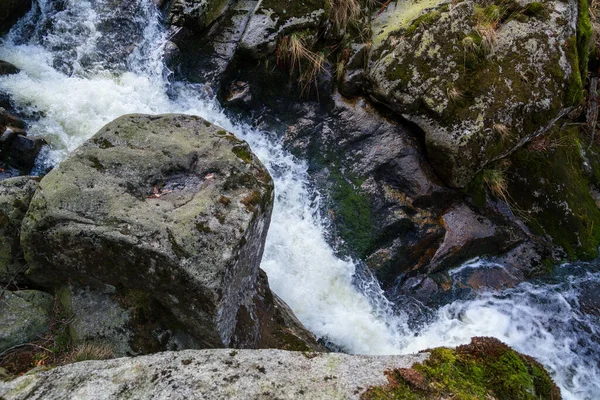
[1,1,599,398]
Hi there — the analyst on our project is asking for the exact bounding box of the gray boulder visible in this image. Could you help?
[0,290,53,353]
[20,114,319,351]
[58,285,135,357]
[0,176,38,284]
[0,349,428,399]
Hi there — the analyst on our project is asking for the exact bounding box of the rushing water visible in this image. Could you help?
[1,1,599,399]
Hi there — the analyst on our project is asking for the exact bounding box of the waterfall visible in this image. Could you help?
[0,1,598,398]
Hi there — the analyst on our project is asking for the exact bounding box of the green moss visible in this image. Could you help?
[521,2,549,18]
[405,10,441,36]
[566,36,584,106]
[507,126,600,259]
[329,169,374,257]
[577,0,592,80]
[232,145,253,164]
[361,337,560,400]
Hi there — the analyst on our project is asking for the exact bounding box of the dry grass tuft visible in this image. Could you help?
[69,342,114,363]
[482,168,510,203]
[447,86,464,103]
[329,0,362,31]
[277,33,327,95]
[493,123,510,138]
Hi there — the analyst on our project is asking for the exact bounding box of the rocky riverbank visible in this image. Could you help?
[0,0,591,397]
[0,338,559,400]
[155,0,600,307]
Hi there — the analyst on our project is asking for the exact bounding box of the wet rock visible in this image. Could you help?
[365,0,578,188]
[427,204,520,273]
[6,135,46,171]
[21,114,320,351]
[166,0,229,31]
[0,0,31,34]
[0,290,53,353]
[579,280,600,316]
[0,176,38,285]
[239,0,328,57]
[0,61,19,76]
[0,348,428,399]
[172,0,258,87]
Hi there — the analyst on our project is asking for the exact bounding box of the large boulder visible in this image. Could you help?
[0,348,428,399]
[0,176,38,284]
[0,290,53,353]
[20,114,319,351]
[0,338,560,400]
[366,0,580,188]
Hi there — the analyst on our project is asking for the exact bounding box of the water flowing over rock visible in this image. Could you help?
[19,114,320,352]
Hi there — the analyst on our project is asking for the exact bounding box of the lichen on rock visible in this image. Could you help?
[366,0,580,188]
[19,114,319,352]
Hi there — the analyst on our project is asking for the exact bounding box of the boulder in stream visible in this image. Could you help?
[21,114,321,352]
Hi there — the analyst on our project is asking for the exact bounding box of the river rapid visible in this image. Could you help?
[0,1,598,398]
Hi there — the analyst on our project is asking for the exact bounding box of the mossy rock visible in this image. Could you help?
[0,176,38,284]
[20,114,277,349]
[362,337,561,400]
[239,0,328,57]
[0,290,53,353]
[504,125,600,260]
[166,0,230,31]
[366,0,583,188]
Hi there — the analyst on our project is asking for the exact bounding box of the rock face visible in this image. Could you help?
[0,290,53,353]
[0,176,38,284]
[166,0,229,31]
[0,0,31,34]
[366,0,579,188]
[0,349,428,399]
[0,108,46,173]
[163,0,599,289]
[20,114,320,351]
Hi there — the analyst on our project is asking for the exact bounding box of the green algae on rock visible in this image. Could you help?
[361,337,561,400]
[0,290,53,354]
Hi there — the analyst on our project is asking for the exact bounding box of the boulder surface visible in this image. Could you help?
[20,113,319,351]
[0,349,428,399]
[0,290,53,353]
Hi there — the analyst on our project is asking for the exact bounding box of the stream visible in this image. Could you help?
[0,1,599,398]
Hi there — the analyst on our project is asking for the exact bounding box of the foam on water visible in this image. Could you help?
[1,1,599,398]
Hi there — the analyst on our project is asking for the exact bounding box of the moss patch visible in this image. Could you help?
[577,0,592,80]
[506,126,600,259]
[329,169,374,257]
[361,337,561,400]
